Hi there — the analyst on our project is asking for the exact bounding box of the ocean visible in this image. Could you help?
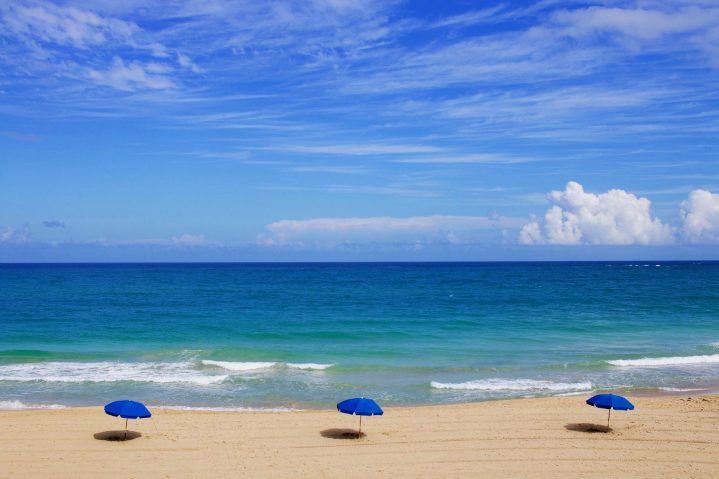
[1,262,718,410]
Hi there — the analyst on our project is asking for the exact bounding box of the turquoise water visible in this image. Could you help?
[1,262,718,410]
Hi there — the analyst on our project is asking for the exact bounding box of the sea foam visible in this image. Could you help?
[659,387,706,392]
[0,361,227,385]
[430,379,592,392]
[607,354,719,367]
[285,363,334,370]
[201,360,333,371]
[0,400,65,410]
[201,360,277,371]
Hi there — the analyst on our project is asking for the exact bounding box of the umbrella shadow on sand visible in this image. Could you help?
[564,423,612,433]
[94,430,143,441]
[320,428,366,440]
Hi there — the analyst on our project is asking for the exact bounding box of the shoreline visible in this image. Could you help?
[3,384,718,413]
[2,394,717,478]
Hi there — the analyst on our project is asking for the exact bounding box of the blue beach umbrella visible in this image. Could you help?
[104,400,152,439]
[586,394,634,430]
[337,397,383,438]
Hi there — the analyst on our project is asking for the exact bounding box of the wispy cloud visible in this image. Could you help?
[0,1,188,94]
[392,153,534,164]
[261,143,444,156]
[0,130,40,142]
[289,165,372,175]
[1,2,139,49]
[551,4,719,64]
[86,56,176,91]
[428,5,513,29]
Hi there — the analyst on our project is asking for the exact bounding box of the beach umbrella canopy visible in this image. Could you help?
[104,400,151,439]
[337,397,383,438]
[105,400,152,419]
[337,397,384,416]
[586,394,634,411]
[586,394,633,431]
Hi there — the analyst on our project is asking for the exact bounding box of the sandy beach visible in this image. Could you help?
[1,394,717,478]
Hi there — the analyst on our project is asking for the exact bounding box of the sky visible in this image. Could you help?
[1,0,718,262]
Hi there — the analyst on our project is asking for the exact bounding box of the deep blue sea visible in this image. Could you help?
[1,262,718,410]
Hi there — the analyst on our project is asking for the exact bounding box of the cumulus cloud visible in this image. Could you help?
[519,181,674,245]
[43,220,65,228]
[680,189,719,243]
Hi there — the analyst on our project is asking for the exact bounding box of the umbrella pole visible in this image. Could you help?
[125,418,128,440]
[606,409,611,431]
[358,416,362,439]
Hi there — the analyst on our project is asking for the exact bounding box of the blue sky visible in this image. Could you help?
[1,0,718,261]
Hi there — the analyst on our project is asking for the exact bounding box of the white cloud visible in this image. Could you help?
[268,215,514,233]
[0,2,186,93]
[680,189,719,243]
[429,5,509,29]
[1,224,32,244]
[87,56,175,91]
[517,220,543,245]
[88,233,217,248]
[519,181,675,245]
[553,7,707,41]
[261,214,523,246]
[1,2,138,49]
[177,52,202,73]
[171,234,209,247]
[551,4,719,64]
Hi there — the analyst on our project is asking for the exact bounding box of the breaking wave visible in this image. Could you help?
[201,360,277,371]
[201,360,333,371]
[0,359,335,385]
[430,378,592,392]
[0,400,65,410]
[0,361,227,385]
[607,354,719,367]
